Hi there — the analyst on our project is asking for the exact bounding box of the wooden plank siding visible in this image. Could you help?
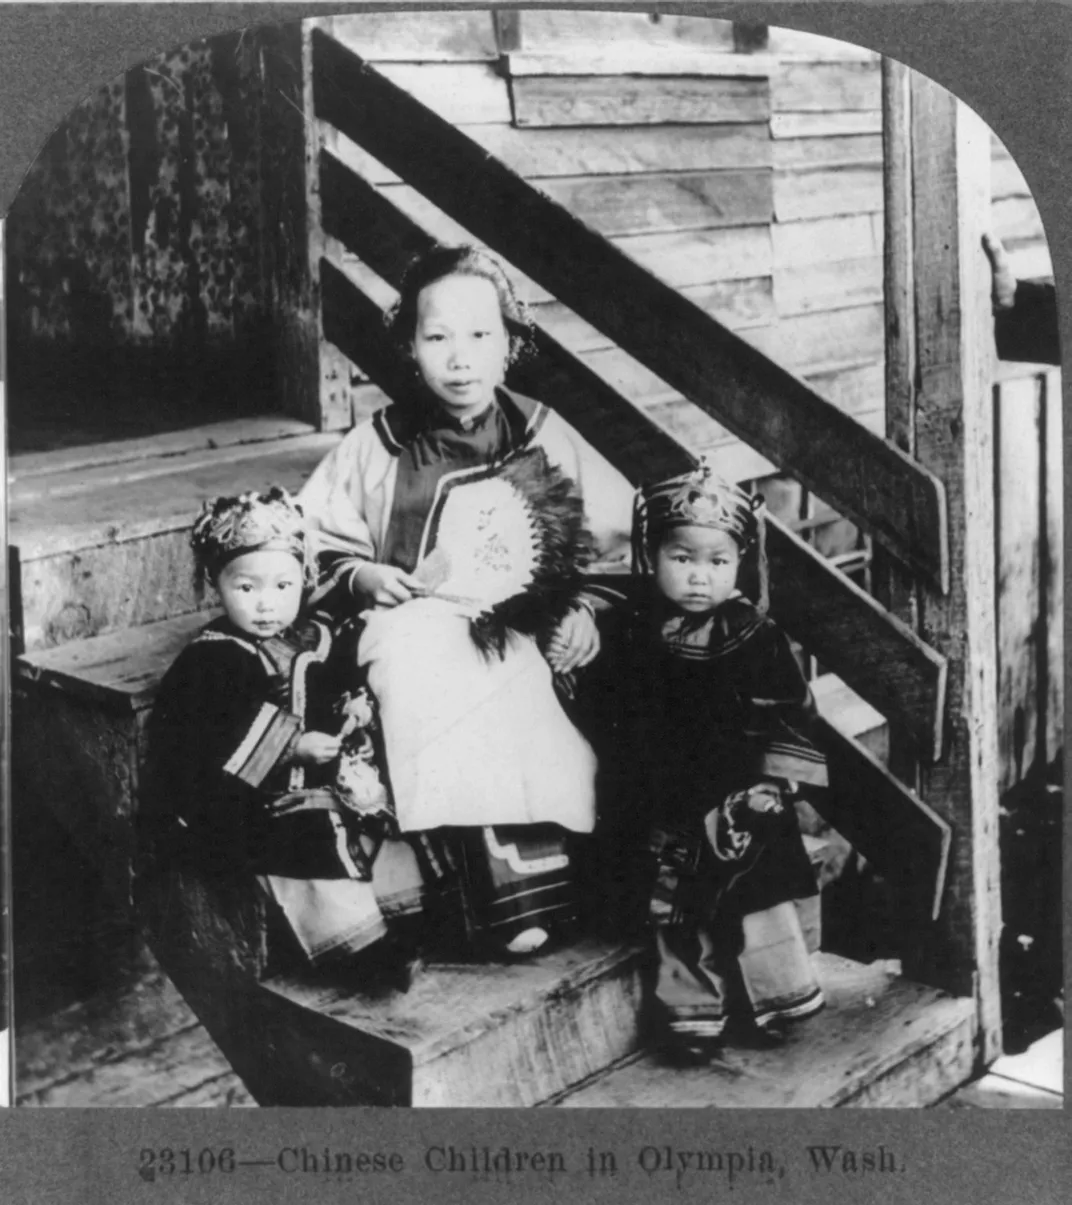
[994,366,1064,792]
[883,68,1003,1062]
[509,75,770,127]
[311,30,950,595]
[322,12,893,475]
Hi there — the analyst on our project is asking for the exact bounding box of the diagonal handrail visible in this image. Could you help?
[311,27,949,593]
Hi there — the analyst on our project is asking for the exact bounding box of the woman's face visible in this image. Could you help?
[411,273,510,421]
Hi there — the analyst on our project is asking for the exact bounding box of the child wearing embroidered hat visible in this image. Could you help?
[141,486,423,975]
[597,461,827,1062]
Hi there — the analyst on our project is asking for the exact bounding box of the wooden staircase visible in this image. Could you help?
[10,27,998,1108]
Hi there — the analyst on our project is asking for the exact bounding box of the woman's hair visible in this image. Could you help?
[385,243,536,366]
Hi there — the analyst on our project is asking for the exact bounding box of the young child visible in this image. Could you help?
[143,487,423,970]
[298,244,635,957]
[601,462,827,1062]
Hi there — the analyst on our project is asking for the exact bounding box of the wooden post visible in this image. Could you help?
[257,21,325,429]
[878,59,922,793]
[882,63,1003,1064]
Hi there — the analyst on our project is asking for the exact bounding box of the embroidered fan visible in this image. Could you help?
[413,447,592,656]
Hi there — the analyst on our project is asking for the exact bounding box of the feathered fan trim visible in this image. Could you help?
[467,447,594,659]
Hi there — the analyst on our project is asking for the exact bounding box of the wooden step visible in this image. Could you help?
[812,672,888,762]
[9,421,339,650]
[254,940,644,1106]
[12,611,210,904]
[553,953,976,1108]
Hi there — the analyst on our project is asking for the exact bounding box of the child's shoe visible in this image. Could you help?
[657,1014,726,1066]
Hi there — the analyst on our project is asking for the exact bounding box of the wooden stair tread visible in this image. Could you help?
[262,939,641,1065]
[812,673,886,740]
[9,416,317,484]
[15,610,212,711]
[555,953,975,1107]
[252,938,645,1105]
[11,432,339,561]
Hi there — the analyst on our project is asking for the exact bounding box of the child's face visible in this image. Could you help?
[216,549,303,639]
[654,525,741,614]
[411,273,510,420]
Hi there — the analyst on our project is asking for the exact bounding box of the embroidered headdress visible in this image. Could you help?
[632,458,769,612]
[191,486,312,589]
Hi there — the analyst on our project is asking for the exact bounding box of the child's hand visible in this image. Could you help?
[353,562,425,607]
[547,602,600,673]
[293,732,343,765]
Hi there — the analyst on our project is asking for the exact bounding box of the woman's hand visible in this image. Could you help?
[352,562,425,607]
[547,602,601,674]
[293,732,343,766]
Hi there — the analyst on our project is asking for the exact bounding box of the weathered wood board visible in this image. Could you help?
[12,686,144,906]
[260,941,644,1107]
[773,255,883,316]
[557,954,974,1107]
[16,529,214,651]
[773,61,881,112]
[995,373,1043,791]
[516,10,736,54]
[772,212,884,267]
[743,303,885,374]
[537,169,774,237]
[12,611,211,902]
[375,62,511,125]
[771,111,881,139]
[994,367,1064,789]
[329,10,499,62]
[773,164,882,222]
[11,434,337,561]
[510,74,769,128]
[772,132,882,169]
[10,433,336,646]
[15,609,209,712]
[615,225,773,287]
[8,416,315,485]
[506,49,773,78]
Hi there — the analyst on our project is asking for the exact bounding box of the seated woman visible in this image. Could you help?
[298,244,634,958]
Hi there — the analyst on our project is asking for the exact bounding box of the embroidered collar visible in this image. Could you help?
[374,385,542,454]
[654,594,765,660]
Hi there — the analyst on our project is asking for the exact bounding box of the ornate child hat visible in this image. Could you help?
[191,486,312,588]
[632,458,769,611]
